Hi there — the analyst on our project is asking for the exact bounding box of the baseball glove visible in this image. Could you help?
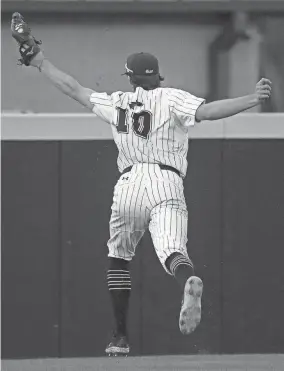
[11,12,42,66]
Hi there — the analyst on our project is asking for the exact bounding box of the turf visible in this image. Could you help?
[2,354,284,371]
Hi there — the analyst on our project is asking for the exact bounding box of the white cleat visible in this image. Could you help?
[179,276,203,335]
[105,335,130,357]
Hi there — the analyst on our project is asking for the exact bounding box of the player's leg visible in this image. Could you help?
[165,251,194,290]
[148,172,203,335]
[106,257,131,354]
[106,174,148,355]
[106,231,144,355]
[149,201,195,286]
[150,203,203,335]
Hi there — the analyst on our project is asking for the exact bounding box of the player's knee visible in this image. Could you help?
[108,257,130,270]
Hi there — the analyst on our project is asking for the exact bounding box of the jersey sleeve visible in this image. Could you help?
[89,92,114,124]
[168,88,205,127]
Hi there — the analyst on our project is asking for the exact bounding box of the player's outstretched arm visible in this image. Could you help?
[31,52,94,110]
[195,78,272,122]
[11,12,93,110]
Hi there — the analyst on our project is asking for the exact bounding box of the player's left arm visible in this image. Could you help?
[195,78,272,122]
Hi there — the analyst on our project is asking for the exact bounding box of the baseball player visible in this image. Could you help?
[11,13,272,356]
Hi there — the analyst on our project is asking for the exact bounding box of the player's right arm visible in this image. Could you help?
[30,51,116,124]
[11,12,116,123]
[11,12,95,110]
[30,51,94,110]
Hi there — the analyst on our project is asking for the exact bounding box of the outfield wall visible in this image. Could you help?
[1,113,284,358]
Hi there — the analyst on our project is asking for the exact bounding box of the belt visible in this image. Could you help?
[122,164,181,177]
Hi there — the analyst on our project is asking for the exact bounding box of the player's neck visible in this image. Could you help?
[132,85,159,92]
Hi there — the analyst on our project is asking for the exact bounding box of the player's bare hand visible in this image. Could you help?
[255,78,272,102]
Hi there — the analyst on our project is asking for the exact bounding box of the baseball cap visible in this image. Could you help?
[123,52,160,76]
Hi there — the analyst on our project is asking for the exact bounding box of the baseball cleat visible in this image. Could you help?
[105,334,130,357]
[179,276,203,335]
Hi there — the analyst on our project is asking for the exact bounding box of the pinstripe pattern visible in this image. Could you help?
[107,164,189,274]
[90,87,205,178]
[90,87,204,273]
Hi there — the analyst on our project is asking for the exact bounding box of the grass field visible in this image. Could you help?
[2,354,284,371]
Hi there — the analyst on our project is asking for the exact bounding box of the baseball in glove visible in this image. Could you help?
[11,12,42,66]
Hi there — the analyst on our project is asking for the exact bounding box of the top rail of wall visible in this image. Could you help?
[1,113,284,140]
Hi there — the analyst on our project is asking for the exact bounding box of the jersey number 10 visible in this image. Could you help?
[116,108,152,139]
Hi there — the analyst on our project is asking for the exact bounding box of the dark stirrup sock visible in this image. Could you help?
[165,252,195,290]
[107,258,131,337]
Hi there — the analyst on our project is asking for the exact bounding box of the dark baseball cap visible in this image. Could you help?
[123,52,160,76]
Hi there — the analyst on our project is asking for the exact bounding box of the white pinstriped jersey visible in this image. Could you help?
[90,87,204,178]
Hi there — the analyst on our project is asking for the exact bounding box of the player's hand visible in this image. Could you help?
[11,12,43,67]
[255,78,272,103]
[29,50,45,68]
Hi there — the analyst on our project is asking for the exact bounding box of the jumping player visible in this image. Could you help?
[11,13,272,356]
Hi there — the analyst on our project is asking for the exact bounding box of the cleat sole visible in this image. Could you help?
[179,276,203,335]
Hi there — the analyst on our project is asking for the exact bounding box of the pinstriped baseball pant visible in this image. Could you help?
[107,163,189,274]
